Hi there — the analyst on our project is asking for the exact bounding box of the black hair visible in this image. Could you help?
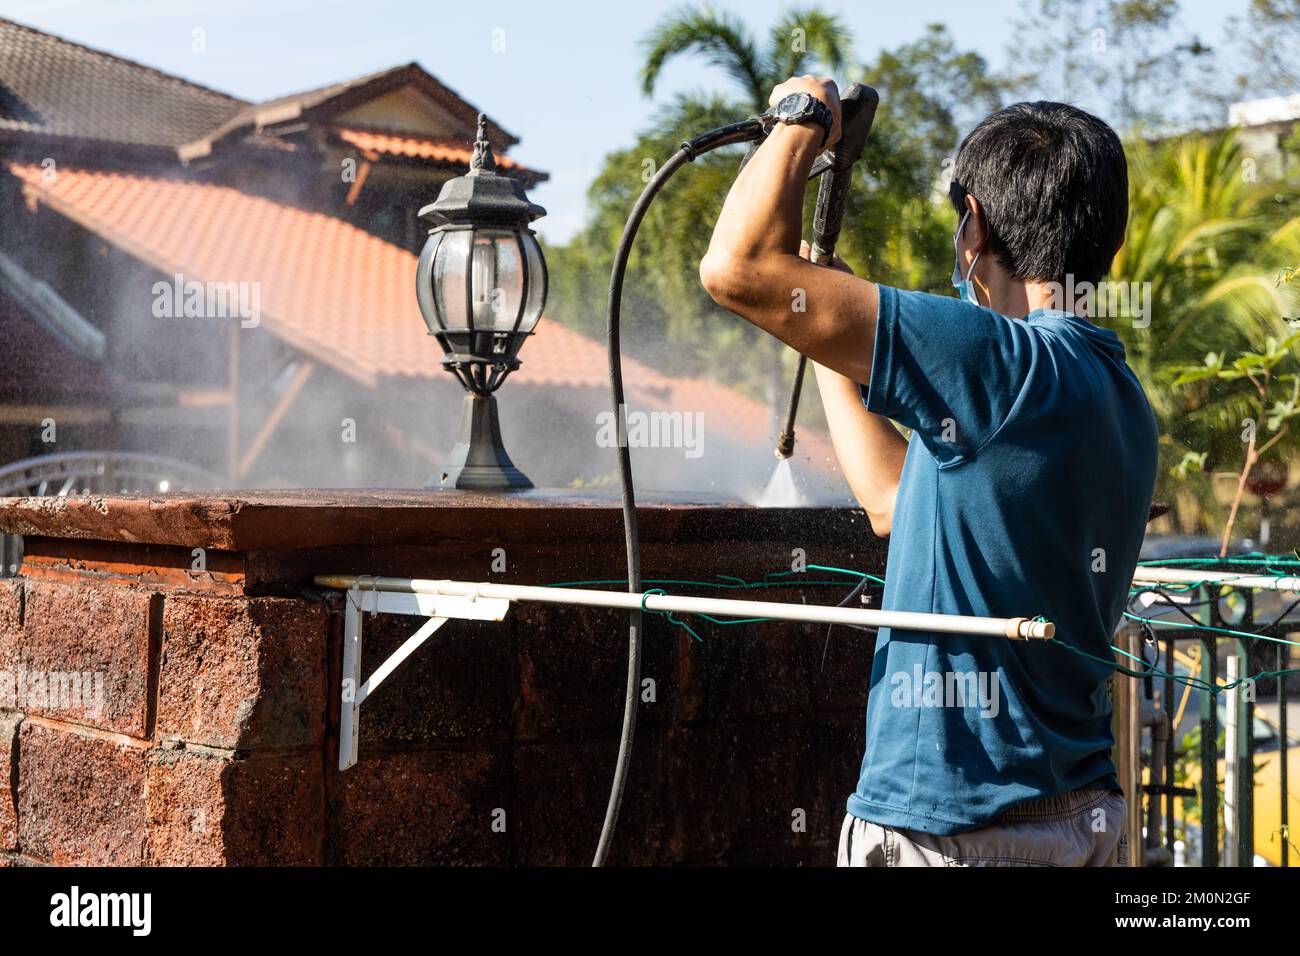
[949,101,1128,287]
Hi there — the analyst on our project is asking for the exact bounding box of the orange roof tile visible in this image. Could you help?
[7,162,837,472]
[337,128,526,171]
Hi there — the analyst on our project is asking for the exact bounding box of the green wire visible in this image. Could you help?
[548,567,884,643]
[1051,637,1300,694]
[537,558,1300,676]
[639,588,706,642]
[1120,610,1300,648]
[1137,554,1300,568]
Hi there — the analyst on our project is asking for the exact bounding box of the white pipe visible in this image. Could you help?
[313,574,1055,640]
[1132,565,1300,592]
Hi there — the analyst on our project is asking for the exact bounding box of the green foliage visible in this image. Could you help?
[638,5,852,111]
[1101,127,1300,535]
[545,7,1009,414]
[1171,334,1300,461]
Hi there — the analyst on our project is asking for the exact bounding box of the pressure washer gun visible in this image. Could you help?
[743,83,880,459]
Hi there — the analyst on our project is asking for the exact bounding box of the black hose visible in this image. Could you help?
[593,120,764,867]
[592,146,694,867]
[821,572,872,671]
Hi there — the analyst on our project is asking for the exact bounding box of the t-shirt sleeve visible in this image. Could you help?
[861,285,1041,466]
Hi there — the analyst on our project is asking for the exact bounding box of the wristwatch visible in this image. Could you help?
[770,92,833,149]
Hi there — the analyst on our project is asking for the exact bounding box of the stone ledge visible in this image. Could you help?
[0,488,873,552]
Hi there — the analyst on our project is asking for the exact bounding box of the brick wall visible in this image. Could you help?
[0,491,883,866]
[0,578,326,865]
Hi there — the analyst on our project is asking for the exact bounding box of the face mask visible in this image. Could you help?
[951,209,983,306]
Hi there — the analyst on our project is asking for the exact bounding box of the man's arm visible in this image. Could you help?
[698,76,904,533]
[814,360,907,536]
[698,77,879,384]
[805,245,907,535]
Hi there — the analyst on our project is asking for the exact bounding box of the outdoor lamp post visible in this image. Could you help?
[416,113,547,490]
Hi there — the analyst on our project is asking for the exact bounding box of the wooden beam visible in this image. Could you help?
[237,361,316,480]
[227,322,240,484]
[0,404,112,425]
[345,158,374,207]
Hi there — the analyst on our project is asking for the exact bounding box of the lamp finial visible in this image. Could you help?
[470,113,497,173]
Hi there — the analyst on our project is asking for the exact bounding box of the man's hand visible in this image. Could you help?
[799,240,852,273]
[769,75,842,150]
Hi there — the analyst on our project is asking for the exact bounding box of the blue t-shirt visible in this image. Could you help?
[846,284,1157,835]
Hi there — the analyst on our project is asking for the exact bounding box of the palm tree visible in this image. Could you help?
[635,7,854,425]
[640,6,851,115]
[1104,128,1300,535]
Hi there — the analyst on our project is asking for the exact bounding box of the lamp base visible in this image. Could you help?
[429,392,533,491]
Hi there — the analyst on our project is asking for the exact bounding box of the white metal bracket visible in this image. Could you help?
[339,583,510,770]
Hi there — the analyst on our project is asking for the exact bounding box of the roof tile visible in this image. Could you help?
[0,17,245,148]
[337,127,525,170]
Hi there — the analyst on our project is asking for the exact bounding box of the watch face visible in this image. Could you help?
[776,92,810,119]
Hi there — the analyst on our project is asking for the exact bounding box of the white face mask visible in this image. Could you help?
[951,209,983,306]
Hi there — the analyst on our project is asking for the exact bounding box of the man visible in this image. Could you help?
[700,76,1157,866]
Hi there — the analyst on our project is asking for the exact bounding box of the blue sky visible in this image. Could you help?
[3,0,1253,241]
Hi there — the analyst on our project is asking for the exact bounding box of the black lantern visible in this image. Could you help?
[416,114,547,490]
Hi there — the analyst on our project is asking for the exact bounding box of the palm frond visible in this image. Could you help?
[639,5,766,109]
[762,7,853,82]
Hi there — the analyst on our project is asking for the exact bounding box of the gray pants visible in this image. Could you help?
[837,789,1128,867]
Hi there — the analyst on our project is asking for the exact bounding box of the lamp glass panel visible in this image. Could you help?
[433,229,472,331]
[415,232,442,333]
[519,234,547,333]
[470,229,525,332]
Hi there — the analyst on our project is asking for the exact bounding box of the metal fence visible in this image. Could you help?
[1123,564,1298,867]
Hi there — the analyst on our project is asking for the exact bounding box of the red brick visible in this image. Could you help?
[684,592,818,721]
[0,580,20,678]
[327,747,508,865]
[19,581,155,736]
[355,613,511,746]
[0,851,45,867]
[512,603,678,738]
[146,746,322,865]
[17,721,146,865]
[659,721,852,864]
[512,733,671,866]
[0,713,18,851]
[158,596,326,749]
[810,625,875,714]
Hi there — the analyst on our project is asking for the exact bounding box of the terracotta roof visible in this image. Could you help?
[0,17,246,149]
[6,162,836,469]
[337,127,530,172]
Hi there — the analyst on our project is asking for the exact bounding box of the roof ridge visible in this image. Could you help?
[252,62,419,109]
[0,15,249,106]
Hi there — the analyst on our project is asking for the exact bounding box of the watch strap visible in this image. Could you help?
[806,97,832,149]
